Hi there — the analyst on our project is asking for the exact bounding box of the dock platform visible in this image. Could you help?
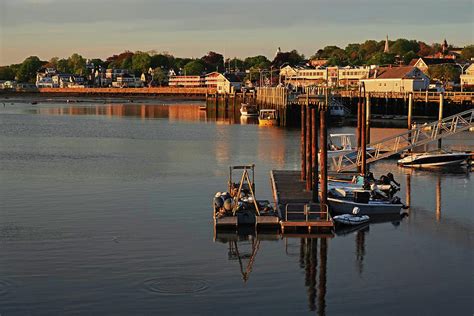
[270,170,334,233]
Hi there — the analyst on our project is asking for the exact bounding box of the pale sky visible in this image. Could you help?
[1,0,473,65]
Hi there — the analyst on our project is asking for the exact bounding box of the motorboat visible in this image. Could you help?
[328,195,404,216]
[240,103,258,117]
[328,98,349,118]
[333,207,370,225]
[398,150,471,167]
[213,165,279,228]
[258,109,279,126]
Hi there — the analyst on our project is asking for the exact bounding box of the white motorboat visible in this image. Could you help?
[398,150,471,167]
[240,103,258,117]
[326,134,375,159]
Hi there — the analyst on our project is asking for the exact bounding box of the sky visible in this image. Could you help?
[0,0,473,65]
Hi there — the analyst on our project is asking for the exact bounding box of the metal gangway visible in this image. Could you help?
[332,108,474,172]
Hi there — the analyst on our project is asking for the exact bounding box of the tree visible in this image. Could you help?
[390,39,420,57]
[183,60,205,75]
[0,66,16,80]
[225,57,244,72]
[428,64,461,85]
[152,67,167,86]
[201,51,224,72]
[366,52,396,66]
[68,53,86,75]
[244,55,270,70]
[403,51,419,65]
[417,41,433,57]
[56,59,71,73]
[461,45,474,60]
[132,51,151,74]
[150,53,174,70]
[16,56,43,83]
[272,49,304,68]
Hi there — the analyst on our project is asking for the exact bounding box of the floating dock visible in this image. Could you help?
[271,170,334,233]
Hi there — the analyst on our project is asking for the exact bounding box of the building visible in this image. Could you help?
[36,67,58,88]
[203,72,243,93]
[279,65,370,88]
[460,64,474,90]
[112,74,142,88]
[168,75,204,87]
[409,57,456,73]
[361,66,429,92]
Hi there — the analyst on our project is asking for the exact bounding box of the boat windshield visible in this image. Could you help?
[259,110,276,119]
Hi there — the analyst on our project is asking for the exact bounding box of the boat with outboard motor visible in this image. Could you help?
[258,109,279,126]
[328,172,406,216]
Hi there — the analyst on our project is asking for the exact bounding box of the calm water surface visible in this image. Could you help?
[0,99,472,315]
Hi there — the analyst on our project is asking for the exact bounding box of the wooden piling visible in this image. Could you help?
[311,107,319,203]
[366,93,371,144]
[301,101,307,181]
[306,103,312,191]
[319,93,328,207]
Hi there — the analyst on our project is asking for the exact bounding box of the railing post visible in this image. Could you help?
[438,93,444,149]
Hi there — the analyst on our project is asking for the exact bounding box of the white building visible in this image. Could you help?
[460,64,474,90]
[168,75,204,87]
[361,66,429,93]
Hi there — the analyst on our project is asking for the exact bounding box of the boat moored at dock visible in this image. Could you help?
[213,165,279,229]
[240,103,258,117]
[258,109,279,126]
[398,150,471,167]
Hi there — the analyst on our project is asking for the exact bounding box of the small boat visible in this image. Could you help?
[333,207,370,225]
[328,187,404,216]
[398,150,471,167]
[258,109,279,126]
[240,103,258,117]
[213,165,279,228]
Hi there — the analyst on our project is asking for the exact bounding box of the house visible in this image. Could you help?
[460,64,474,90]
[337,67,370,87]
[0,80,17,89]
[361,66,429,92]
[219,73,243,93]
[112,74,142,88]
[409,57,456,74]
[36,67,58,88]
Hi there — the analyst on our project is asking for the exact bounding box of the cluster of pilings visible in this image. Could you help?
[300,93,329,208]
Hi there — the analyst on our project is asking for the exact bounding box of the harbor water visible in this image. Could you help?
[0,99,472,315]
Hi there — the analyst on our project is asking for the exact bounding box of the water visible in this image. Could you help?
[0,99,473,315]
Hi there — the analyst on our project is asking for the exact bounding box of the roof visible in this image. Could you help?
[223,73,243,82]
[374,66,418,79]
[409,57,456,66]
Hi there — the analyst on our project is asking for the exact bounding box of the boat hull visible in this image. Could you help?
[398,153,470,167]
[258,119,278,126]
[328,198,403,215]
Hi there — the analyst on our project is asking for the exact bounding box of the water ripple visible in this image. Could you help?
[0,280,12,296]
[143,277,209,295]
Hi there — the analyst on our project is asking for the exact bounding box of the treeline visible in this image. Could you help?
[1,39,473,84]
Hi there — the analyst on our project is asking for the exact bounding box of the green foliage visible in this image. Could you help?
[56,59,71,73]
[0,66,16,80]
[428,64,461,84]
[131,52,151,74]
[461,45,474,60]
[244,55,270,70]
[403,51,419,65]
[17,56,43,83]
[201,51,224,72]
[150,53,174,70]
[183,60,205,75]
[152,67,167,85]
[226,58,244,72]
[174,58,192,70]
[366,52,396,66]
[68,53,86,75]
[272,50,304,67]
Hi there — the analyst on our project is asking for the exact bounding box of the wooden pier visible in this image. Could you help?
[271,170,334,233]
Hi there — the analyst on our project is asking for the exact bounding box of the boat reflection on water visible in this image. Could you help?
[214,230,279,283]
[240,116,258,125]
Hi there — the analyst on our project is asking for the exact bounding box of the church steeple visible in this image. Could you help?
[384,35,390,53]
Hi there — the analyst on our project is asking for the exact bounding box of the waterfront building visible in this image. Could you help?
[36,67,58,88]
[361,66,429,92]
[409,57,456,74]
[168,75,204,87]
[460,64,474,90]
[204,72,243,93]
[112,74,142,88]
[279,65,369,88]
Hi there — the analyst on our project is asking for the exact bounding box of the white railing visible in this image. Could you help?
[332,108,474,172]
